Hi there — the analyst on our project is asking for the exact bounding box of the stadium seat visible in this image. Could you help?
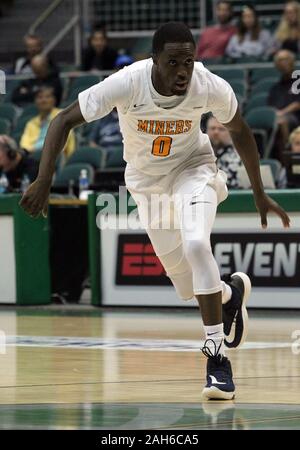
[70,75,100,91]
[59,100,70,110]
[12,115,32,144]
[80,121,96,143]
[131,36,152,58]
[236,94,245,111]
[245,107,277,157]
[53,163,94,188]
[29,149,43,163]
[66,86,93,104]
[65,146,105,169]
[229,80,247,99]
[30,149,63,171]
[59,64,78,72]
[214,68,245,83]
[66,76,101,103]
[251,78,277,96]
[244,92,268,113]
[251,68,279,84]
[19,104,38,120]
[3,79,19,103]
[204,56,229,65]
[103,145,125,168]
[0,103,18,125]
[232,56,265,64]
[0,117,11,134]
[59,76,71,103]
[260,158,282,182]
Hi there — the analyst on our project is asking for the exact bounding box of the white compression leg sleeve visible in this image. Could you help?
[159,245,194,300]
[179,184,222,295]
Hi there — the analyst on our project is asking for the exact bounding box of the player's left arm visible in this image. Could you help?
[223,107,290,229]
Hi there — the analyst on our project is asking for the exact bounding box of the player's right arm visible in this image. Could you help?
[19,100,85,218]
[20,66,133,218]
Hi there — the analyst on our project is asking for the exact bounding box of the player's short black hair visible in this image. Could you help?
[152,22,195,55]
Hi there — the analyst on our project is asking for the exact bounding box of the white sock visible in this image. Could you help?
[203,323,225,356]
[221,281,232,304]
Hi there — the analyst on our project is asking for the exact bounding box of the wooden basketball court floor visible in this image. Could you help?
[0,306,300,430]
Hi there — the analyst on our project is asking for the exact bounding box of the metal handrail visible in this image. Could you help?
[27,0,82,67]
[43,15,79,55]
[28,0,65,35]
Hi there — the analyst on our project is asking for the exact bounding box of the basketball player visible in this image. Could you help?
[20,23,290,400]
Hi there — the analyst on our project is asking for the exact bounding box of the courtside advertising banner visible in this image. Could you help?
[100,213,300,308]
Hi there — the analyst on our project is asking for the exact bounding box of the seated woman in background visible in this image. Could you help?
[20,86,75,162]
[274,1,300,54]
[226,5,273,59]
[81,26,118,71]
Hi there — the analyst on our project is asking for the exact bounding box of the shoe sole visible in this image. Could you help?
[225,272,251,349]
[202,386,235,400]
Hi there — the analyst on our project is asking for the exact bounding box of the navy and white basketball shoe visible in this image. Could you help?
[222,272,251,349]
[202,340,235,400]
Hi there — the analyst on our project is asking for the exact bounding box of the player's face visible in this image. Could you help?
[154,42,195,96]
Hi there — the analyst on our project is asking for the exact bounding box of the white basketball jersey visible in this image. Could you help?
[78,59,238,176]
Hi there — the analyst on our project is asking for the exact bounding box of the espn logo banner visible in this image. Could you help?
[116,233,300,287]
[116,234,170,285]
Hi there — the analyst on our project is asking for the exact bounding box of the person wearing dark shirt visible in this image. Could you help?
[0,135,39,191]
[12,54,62,107]
[81,28,118,71]
[268,49,300,156]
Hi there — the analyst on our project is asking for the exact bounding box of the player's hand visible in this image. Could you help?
[254,193,290,229]
[19,178,51,218]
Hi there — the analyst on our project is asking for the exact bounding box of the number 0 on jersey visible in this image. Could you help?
[152,136,173,157]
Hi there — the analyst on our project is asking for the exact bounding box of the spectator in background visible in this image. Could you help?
[206,116,242,189]
[289,125,300,152]
[14,34,43,75]
[196,1,236,61]
[88,55,134,148]
[226,5,273,60]
[81,27,118,71]
[274,1,300,54]
[20,86,75,161]
[277,126,300,187]
[0,135,39,190]
[89,108,122,148]
[11,54,62,107]
[268,50,300,160]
